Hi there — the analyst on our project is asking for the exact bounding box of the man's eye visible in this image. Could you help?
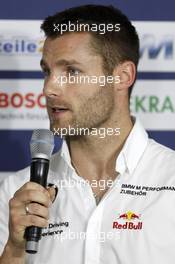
[67,67,81,75]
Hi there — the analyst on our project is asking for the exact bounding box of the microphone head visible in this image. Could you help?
[30,129,54,159]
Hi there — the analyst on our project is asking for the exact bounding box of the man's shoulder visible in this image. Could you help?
[148,138,175,159]
[145,138,175,176]
[0,149,63,198]
[0,167,30,199]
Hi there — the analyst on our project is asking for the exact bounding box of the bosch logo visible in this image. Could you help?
[0,92,46,108]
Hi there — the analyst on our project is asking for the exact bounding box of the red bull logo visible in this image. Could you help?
[113,211,143,230]
[118,211,140,221]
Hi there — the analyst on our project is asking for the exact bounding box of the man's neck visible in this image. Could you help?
[66,115,133,181]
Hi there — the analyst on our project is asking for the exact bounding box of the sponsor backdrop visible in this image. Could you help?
[0,0,175,179]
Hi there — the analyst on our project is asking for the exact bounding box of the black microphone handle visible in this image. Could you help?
[24,158,49,254]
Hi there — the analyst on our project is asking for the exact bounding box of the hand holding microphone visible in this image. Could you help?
[2,129,55,261]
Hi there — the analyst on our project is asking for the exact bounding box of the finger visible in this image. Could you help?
[9,203,26,218]
[14,182,50,197]
[11,214,48,232]
[12,189,52,207]
[10,201,49,220]
[26,203,49,219]
[47,185,58,203]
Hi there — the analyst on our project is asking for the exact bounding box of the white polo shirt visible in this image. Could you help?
[1,118,175,264]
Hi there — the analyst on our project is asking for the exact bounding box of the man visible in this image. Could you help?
[0,4,175,264]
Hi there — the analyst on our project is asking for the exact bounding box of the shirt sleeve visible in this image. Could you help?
[0,176,12,255]
[0,169,30,256]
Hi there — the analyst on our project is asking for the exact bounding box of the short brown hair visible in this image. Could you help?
[41,4,140,97]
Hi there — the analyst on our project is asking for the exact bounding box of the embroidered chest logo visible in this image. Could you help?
[113,211,143,230]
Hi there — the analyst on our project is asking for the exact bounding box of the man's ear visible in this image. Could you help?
[113,61,136,93]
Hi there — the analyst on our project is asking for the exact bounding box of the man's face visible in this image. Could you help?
[41,32,115,136]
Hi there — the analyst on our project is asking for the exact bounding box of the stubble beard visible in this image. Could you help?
[49,84,115,140]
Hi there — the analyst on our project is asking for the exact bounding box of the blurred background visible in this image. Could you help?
[0,0,175,180]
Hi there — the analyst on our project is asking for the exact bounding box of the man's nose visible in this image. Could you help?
[43,74,64,98]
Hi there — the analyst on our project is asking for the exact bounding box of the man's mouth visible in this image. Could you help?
[49,106,71,119]
[52,107,69,113]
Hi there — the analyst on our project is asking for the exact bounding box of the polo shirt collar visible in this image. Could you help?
[59,117,149,175]
[116,117,148,175]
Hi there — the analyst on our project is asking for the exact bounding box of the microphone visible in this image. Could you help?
[24,129,54,254]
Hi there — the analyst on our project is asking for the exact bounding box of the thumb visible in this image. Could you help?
[47,184,58,203]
